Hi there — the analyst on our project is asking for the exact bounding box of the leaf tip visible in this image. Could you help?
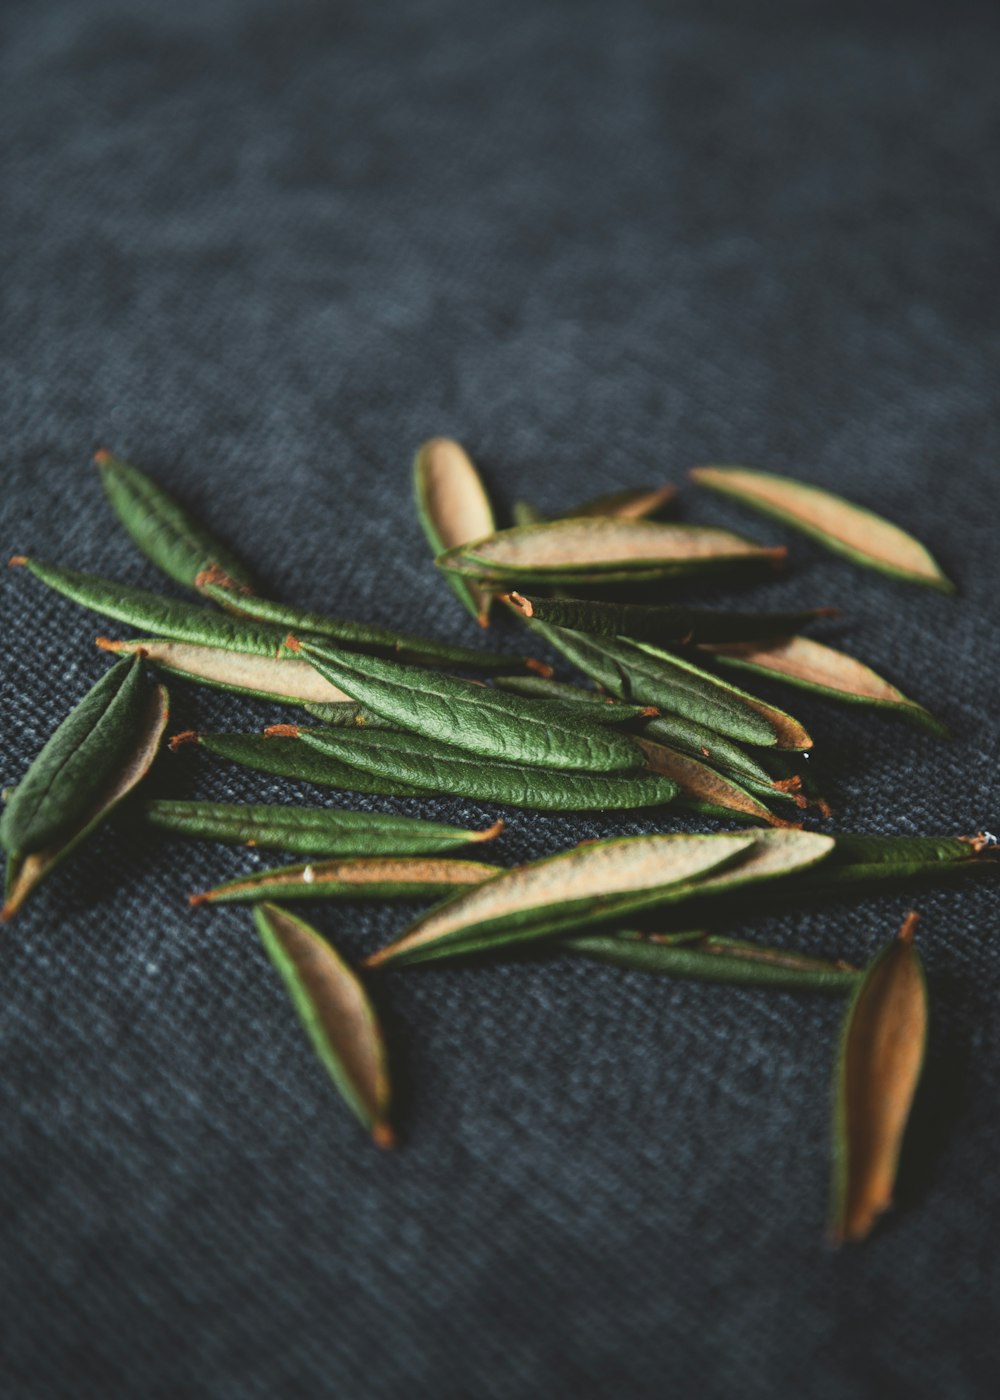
[188,891,210,908]
[525,657,554,678]
[898,910,919,946]
[168,729,200,752]
[372,1121,396,1150]
[93,448,113,467]
[505,591,533,618]
[263,724,300,739]
[7,554,27,569]
[473,818,505,843]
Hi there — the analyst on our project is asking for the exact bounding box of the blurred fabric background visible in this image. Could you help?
[1,1,998,1395]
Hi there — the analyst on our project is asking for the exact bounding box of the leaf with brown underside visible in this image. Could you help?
[414,437,497,625]
[700,635,948,737]
[690,466,954,593]
[3,682,170,920]
[190,855,501,905]
[634,737,797,827]
[254,903,394,1146]
[831,911,928,1244]
[438,518,785,585]
[96,636,353,705]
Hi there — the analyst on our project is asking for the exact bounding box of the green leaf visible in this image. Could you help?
[295,725,679,811]
[491,674,656,721]
[413,437,497,625]
[634,737,793,827]
[366,833,757,968]
[144,799,504,857]
[640,714,782,790]
[298,701,399,727]
[831,912,928,1243]
[95,450,258,593]
[690,466,954,593]
[438,517,786,586]
[193,855,500,905]
[505,592,835,644]
[794,832,998,890]
[563,931,860,991]
[182,732,434,798]
[700,635,949,737]
[298,640,646,772]
[3,674,169,920]
[254,903,394,1146]
[12,554,535,675]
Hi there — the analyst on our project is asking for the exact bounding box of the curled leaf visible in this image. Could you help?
[561,485,678,520]
[690,466,954,593]
[635,737,795,827]
[192,855,500,905]
[701,635,948,737]
[95,450,257,593]
[414,437,497,625]
[832,912,928,1243]
[439,518,785,586]
[96,636,352,706]
[254,903,394,1146]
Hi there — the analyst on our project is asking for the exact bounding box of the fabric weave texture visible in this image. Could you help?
[1,1,998,1396]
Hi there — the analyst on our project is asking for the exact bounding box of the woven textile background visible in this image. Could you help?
[2,1,998,1396]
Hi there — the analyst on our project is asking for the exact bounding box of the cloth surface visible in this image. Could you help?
[1,1,998,1395]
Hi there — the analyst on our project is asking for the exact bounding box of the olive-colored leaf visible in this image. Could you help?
[95,449,258,593]
[561,485,678,520]
[3,678,170,920]
[831,912,928,1243]
[192,855,499,905]
[176,731,434,797]
[385,829,837,967]
[628,640,814,750]
[254,902,394,1146]
[298,700,399,727]
[491,674,656,721]
[96,636,353,706]
[701,635,948,737]
[564,931,860,991]
[365,833,756,969]
[145,799,503,857]
[505,592,835,643]
[298,639,645,773]
[294,724,679,811]
[414,437,497,625]
[690,466,954,593]
[794,832,998,891]
[634,737,795,827]
[197,578,536,674]
[438,518,786,586]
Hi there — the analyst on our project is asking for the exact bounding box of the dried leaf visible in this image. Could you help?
[701,635,948,736]
[95,449,258,593]
[145,800,503,857]
[254,903,394,1145]
[414,438,497,625]
[831,912,928,1243]
[365,833,756,968]
[690,466,954,593]
[192,855,500,905]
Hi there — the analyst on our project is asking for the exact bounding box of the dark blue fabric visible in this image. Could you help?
[2,2,998,1395]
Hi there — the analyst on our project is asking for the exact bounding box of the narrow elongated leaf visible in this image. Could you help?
[491,674,656,721]
[390,829,837,966]
[641,714,781,790]
[628,640,813,750]
[1,656,149,859]
[95,450,257,593]
[298,639,645,773]
[294,725,679,811]
[505,592,836,644]
[561,485,678,520]
[254,903,394,1145]
[197,577,535,673]
[3,680,169,920]
[564,931,859,991]
[193,855,500,905]
[414,438,496,625]
[145,799,503,857]
[832,912,928,1242]
[792,832,998,891]
[365,833,756,969]
[439,518,786,585]
[701,636,948,736]
[690,466,954,593]
[634,737,794,827]
[179,732,434,797]
[97,636,353,705]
